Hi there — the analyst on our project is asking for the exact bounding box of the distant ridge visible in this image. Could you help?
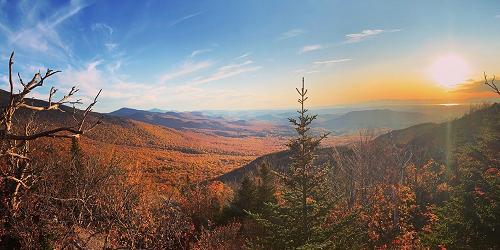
[109,107,279,137]
[0,89,284,186]
[319,109,433,133]
[216,103,499,183]
[111,107,462,137]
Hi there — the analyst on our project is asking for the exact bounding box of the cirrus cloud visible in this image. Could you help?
[191,60,261,85]
[300,44,323,54]
[345,29,401,43]
[277,28,305,40]
[314,58,352,65]
[160,61,213,84]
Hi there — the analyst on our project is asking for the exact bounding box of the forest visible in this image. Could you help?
[0,52,499,249]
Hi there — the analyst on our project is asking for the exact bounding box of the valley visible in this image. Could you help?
[1,1,499,248]
[3,89,470,190]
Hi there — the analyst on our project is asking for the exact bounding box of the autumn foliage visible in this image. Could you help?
[1,53,499,249]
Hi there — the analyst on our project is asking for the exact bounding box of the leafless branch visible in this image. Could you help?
[5,151,30,160]
[8,52,14,99]
[3,175,30,189]
[1,52,102,141]
[484,72,500,96]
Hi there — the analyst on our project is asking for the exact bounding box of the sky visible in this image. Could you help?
[0,0,499,112]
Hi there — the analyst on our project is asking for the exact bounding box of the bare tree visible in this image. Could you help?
[330,130,384,209]
[484,72,500,96]
[1,51,102,217]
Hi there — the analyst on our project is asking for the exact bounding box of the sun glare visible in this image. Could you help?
[427,53,471,89]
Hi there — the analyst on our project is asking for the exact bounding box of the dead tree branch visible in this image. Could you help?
[484,72,500,96]
[1,51,102,215]
[1,51,102,140]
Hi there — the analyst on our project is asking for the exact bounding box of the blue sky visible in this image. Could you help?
[1,0,499,112]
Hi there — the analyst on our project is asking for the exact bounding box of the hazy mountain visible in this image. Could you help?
[317,109,433,133]
[109,107,283,137]
[216,103,499,183]
[110,105,467,137]
[0,89,285,187]
[201,105,468,132]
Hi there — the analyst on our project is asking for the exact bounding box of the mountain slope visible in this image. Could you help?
[1,89,285,188]
[217,103,499,183]
[376,103,500,164]
[317,109,433,133]
[109,107,278,137]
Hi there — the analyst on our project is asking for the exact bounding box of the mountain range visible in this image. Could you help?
[109,105,468,135]
[216,103,499,183]
[1,88,477,190]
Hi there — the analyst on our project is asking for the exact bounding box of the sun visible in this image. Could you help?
[427,53,471,89]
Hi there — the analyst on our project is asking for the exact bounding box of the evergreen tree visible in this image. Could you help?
[224,162,277,223]
[423,109,500,248]
[251,78,334,249]
[230,175,257,218]
[254,161,277,213]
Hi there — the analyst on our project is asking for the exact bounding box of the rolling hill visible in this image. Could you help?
[109,107,281,137]
[2,88,481,189]
[0,89,285,189]
[216,103,499,183]
[109,107,463,137]
[317,109,433,133]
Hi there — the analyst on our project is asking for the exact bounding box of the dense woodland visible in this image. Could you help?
[1,53,499,249]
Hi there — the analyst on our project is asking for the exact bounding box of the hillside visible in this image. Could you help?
[377,103,500,164]
[109,107,281,137]
[217,103,500,183]
[0,89,285,188]
[318,109,433,133]
[200,106,467,135]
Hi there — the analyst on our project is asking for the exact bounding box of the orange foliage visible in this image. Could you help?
[179,181,233,227]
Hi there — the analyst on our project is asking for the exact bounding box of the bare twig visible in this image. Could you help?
[1,51,102,215]
[8,52,14,99]
[3,175,30,189]
[484,72,500,96]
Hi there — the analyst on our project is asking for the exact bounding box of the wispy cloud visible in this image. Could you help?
[91,22,118,52]
[345,29,401,43]
[295,69,320,75]
[452,79,496,94]
[105,43,118,51]
[235,52,251,60]
[91,23,113,34]
[160,61,213,83]
[107,60,122,74]
[54,58,154,110]
[48,51,259,111]
[0,22,10,36]
[294,58,351,76]
[314,58,352,65]
[300,44,323,54]
[191,60,261,85]
[169,11,204,27]
[0,1,93,63]
[190,48,212,58]
[52,3,84,27]
[0,1,90,57]
[56,59,105,99]
[496,14,500,19]
[277,28,304,40]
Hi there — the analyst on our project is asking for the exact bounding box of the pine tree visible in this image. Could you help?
[423,110,500,248]
[231,175,257,217]
[251,78,334,249]
[254,161,276,213]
